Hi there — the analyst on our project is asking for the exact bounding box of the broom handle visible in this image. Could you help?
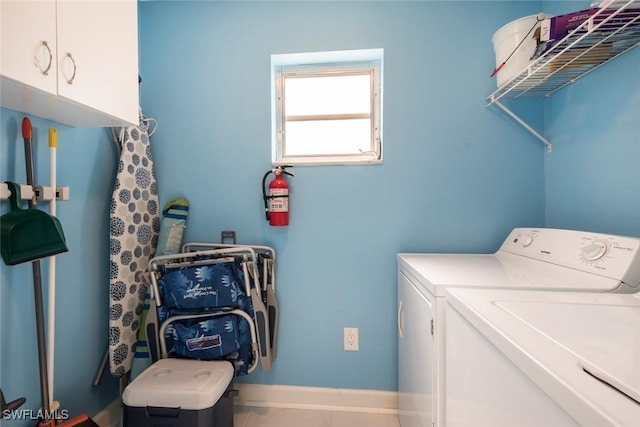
[22,117,51,414]
[48,128,57,408]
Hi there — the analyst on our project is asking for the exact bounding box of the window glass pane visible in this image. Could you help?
[272,49,383,164]
[285,119,371,156]
[284,74,371,117]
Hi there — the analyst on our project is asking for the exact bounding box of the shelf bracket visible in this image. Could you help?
[494,100,552,153]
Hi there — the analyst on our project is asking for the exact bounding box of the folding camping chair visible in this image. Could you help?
[145,245,276,374]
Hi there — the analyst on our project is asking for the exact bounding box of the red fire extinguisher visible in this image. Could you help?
[262,166,293,226]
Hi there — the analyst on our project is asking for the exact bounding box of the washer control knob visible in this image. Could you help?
[521,235,534,247]
[581,240,608,262]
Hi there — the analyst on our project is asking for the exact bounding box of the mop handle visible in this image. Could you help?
[22,117,51,414]
[48,127,58,409]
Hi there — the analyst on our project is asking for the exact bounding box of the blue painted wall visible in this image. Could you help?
[137,0,545,391]
[1,0,637,424]
[542,1,640,238]
[545,48,640,237]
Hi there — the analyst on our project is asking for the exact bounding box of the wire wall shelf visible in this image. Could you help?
[488,2,640,105]
[486,0,640,152]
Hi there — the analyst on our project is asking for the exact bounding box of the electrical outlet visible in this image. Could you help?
[344,327,359,351]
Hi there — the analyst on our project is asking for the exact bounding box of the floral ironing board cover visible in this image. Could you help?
[108,123,159,377]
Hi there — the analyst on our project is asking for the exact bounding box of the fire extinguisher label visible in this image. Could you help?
[269,188,288,212]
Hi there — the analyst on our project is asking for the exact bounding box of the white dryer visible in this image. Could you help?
[445,288,640,426]
[397,228,640,427]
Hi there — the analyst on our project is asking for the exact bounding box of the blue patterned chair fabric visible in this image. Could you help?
[157,259,255,376]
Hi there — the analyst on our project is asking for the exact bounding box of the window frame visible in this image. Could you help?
[271,49,383,166]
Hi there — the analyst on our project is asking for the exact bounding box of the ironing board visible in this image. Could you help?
[108,122,160,377]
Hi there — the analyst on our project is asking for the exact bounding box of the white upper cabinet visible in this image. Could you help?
[0,0,139,127]
[0,0,58,95]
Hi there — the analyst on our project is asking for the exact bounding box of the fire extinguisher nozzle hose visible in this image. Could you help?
[262,170,271,221]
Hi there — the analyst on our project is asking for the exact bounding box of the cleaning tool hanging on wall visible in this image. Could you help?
[108,116,160,378]
[0,124,67,266]
[0,182,67,265]
[19,118,52,420]
[12,118,98,427]
[46,127,60,413]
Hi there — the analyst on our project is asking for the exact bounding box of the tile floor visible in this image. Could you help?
[234,406,400,427]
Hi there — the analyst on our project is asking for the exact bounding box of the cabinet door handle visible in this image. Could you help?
[37,41,53,76]
[398,300,404,339]
[64,53,77,85]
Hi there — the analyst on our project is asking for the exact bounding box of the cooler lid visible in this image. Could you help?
[122,359,234,410]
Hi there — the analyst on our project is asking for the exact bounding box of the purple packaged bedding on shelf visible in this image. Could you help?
[540,7,640,42]
[532,6,640,60]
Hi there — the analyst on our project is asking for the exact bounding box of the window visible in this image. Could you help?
[271,49,383,165]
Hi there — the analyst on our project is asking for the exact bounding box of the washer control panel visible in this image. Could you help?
[500,228,640,284]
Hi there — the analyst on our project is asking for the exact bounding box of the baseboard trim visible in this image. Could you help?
[94,384,399,425]
[234,384,398,415]
[92,398,121,427]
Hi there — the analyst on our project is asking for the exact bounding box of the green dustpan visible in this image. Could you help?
[1,182,68,266]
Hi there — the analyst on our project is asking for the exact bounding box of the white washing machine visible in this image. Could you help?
[397,228,640,427]
[445,288,640,426]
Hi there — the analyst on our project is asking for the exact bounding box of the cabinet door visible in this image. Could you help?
[1,0,57,94]
[398,271,435,427]
[56,0,139,124]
